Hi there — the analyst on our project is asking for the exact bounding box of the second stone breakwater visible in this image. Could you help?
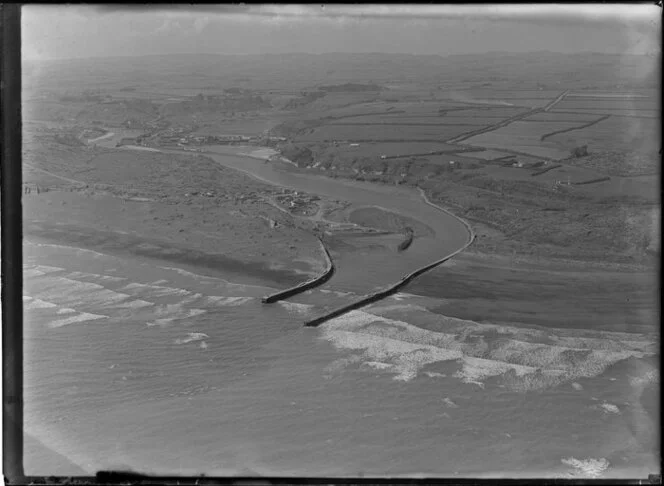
[304,189,475,327]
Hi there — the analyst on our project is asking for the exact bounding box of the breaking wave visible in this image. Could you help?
[145,306,207,327]
[318,306,655,390]
[174,332,209,345]
[49,312,109,328]
[560,457,610,478]
[279,302,315,315]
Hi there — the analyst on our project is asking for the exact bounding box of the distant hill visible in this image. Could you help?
[23,51,658,95]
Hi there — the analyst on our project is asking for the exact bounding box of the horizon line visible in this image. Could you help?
[23,49,648,64]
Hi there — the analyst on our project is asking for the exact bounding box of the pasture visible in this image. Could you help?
[295,124,484,142]
[327,117,487,126]
[444,88,565,100]
[442,106,530,118]
[460,120,593,160]
[551,108,660,119]
[546,116,660,155]
[554,97,656,112]
[317,141,467,159]
[522,112,604,123]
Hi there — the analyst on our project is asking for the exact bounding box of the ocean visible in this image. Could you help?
[23,237,659,479]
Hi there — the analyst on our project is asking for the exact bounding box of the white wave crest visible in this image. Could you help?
[24,298,57,310]
[442,398,458,408]
[204,296,253,307]
[279,302,315,315]
[146,306,207,327]
[27,276,153,311]
[49,312,108,328]
[454,356,536,388]
[119,282,192,299]
[599,402,621,414]
[174,332,209,344]
[63,271,127,283]
[27,243,108,258]
[24,269,46,278]
[319,306,655,390]
[561,457,610,478]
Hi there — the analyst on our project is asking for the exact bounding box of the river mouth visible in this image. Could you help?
[196,146,471,296]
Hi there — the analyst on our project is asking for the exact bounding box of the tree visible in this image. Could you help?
[571,145,589,158]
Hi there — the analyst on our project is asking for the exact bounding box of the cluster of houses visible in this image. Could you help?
[177,134,254,146]
[275,189,320,215]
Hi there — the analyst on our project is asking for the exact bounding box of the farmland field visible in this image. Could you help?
[443,88,565,100]
[317,141,466,158]
[442,107,531,118]
[566,92,653,99]
[546,116,660,155]
[460,120,595,160]
[468,148,524,160]
[390,152,486,167]
[379,101,472,114]
[522,112,604,123]
[327,117,487,126]
[554,98,656,111]
[551,108,660,119]
[295,124,484,142]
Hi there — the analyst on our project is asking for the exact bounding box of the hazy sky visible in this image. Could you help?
[22,4,661,61]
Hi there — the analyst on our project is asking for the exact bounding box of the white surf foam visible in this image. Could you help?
[63,271,127,283]
[49,312,108,328]
[204,296,254,307]
[442,398,458,408]
[119,282,193,299]
[454,356,536,388]
[145,306,207,327]
[157,266,220,282]
[599,402,621,414]
[27,243,109,258]
[629,367,659,388]
[24,298,58,310]
[25,265,65,275]
[360,361,394,371]
[279,302,315,315]
[157,266,273,292]
[29,276,152,311]
[174,332,209,345]
[561,457,610,478]
[319,306,655,390]
[24,269,46,278]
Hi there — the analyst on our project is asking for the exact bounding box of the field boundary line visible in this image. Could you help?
[543,89,570,112]
[540,115,611,141]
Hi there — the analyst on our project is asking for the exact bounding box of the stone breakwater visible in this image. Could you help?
[304,189,475,327]
[261,238,335,304]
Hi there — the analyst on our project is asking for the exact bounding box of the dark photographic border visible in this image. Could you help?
[3,3,662,485]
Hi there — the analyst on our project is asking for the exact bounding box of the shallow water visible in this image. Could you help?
[23,240,659,478]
